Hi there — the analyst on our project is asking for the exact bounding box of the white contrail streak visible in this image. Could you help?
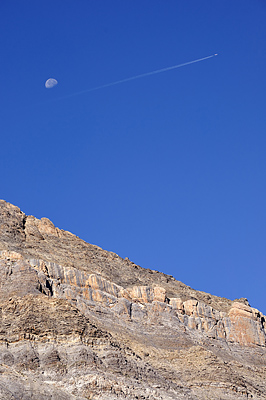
[56,54,218,101]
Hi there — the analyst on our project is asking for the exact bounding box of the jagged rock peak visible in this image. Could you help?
[0,199,237,312]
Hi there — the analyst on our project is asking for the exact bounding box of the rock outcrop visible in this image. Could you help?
[0,200,265,399]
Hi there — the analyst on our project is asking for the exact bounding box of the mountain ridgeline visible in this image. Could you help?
[0,199,265,399]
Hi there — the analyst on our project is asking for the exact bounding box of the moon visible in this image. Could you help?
[45,78,58,89]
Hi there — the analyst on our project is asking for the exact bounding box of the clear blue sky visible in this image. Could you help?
[1,1,266,313]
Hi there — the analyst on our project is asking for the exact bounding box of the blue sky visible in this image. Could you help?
[1,1,266,313]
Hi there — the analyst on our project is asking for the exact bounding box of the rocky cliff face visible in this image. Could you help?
[0,200,265,399]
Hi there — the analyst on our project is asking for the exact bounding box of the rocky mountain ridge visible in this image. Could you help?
[0,200,265,399]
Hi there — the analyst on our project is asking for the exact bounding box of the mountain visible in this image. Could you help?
[0,199,265,399]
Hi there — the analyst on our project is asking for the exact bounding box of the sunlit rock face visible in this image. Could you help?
[226,302,266,346]
[0,199,266,400]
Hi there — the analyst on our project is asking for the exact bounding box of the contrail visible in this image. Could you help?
[55,53,218,101]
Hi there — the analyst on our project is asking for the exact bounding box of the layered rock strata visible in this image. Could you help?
[0,200,266,399]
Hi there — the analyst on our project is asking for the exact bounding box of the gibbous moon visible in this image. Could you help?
[45,78,58,89]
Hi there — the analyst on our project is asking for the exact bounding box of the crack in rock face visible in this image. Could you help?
[0,200,266,400]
